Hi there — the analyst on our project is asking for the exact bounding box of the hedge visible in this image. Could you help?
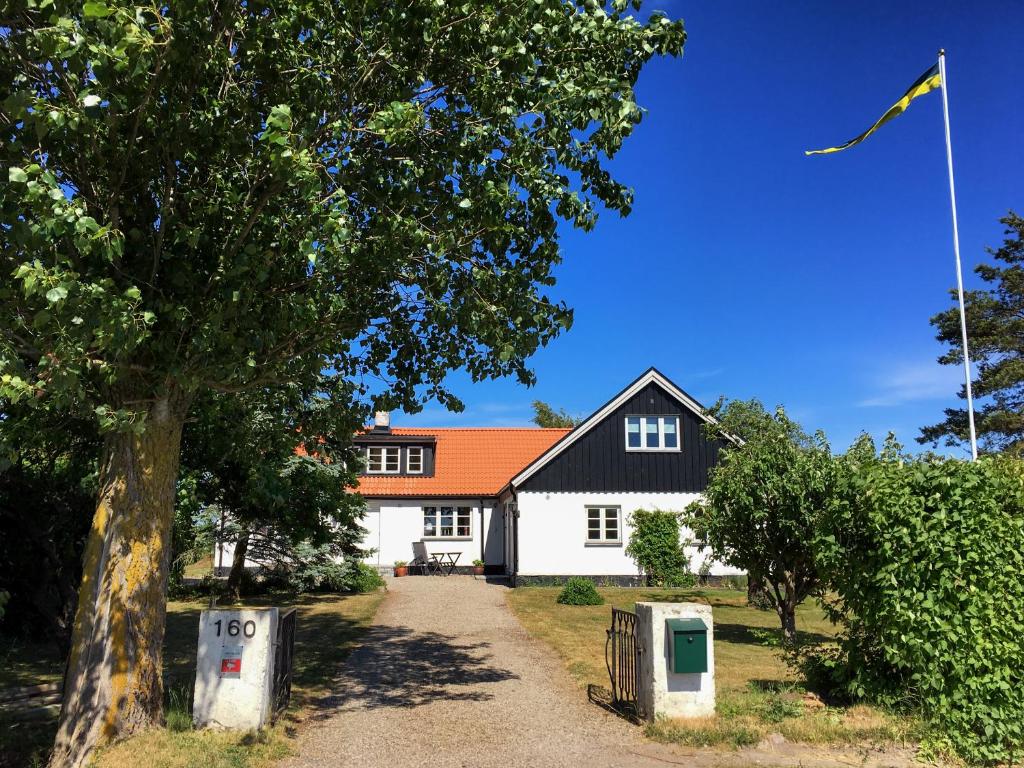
[817,452,1024,764]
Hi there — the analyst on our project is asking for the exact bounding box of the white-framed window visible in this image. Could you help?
[586,506,621,544]
[406,446,424,474]
[366,446,400,473]
[625,416,680,451]
[423,506,472,538]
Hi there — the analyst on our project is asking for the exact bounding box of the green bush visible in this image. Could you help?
[625,509,693,587]
[556,577,604,606]
[817,446,1024,764]
[343,561,386,593]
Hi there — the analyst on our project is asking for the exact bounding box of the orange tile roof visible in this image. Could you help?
[354,427,571,498]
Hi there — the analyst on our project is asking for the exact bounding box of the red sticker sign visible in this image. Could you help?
[220,645,243,678]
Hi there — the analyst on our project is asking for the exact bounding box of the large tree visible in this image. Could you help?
[920,213,1024,455]
[685,400,839,645]
[0,3,685,764]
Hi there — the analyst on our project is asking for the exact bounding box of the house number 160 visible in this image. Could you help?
[213,619,256,638]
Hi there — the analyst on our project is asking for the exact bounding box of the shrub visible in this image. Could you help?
[343,561,386,593]
[818,444,1024,765]
[556,577,604,606]
[625,509,693,587]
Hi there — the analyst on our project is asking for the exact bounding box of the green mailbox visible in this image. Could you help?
[667,617,708,674]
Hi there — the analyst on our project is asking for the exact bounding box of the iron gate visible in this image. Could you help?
[272,608,297,720]
[605,607,643,720]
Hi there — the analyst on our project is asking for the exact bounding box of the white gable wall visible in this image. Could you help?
[515,491,743,577]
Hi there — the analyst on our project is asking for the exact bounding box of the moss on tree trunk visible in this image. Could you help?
[49,393,188,768]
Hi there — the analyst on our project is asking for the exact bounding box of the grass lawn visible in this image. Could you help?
[0,590,385,768]
[183,556,215,580]
[506,586,922,751]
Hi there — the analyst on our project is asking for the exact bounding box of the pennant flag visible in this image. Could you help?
[806,63,941,155]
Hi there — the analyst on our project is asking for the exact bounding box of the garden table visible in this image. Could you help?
[430,552,461,576]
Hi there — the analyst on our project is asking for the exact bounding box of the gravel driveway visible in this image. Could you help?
[282,576,684,768]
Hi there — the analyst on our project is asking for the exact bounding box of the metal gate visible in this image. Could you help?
[272,608,297,720]
[605,608,643,720]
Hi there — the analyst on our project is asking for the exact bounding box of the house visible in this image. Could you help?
[356,367,743,584]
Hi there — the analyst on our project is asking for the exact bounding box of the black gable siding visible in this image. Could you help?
[518,382,723,493]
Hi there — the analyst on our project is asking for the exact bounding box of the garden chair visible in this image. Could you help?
[412,541,442,576]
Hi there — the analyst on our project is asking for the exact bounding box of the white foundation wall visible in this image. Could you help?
[515,491,743,577]
[361,498,501,568]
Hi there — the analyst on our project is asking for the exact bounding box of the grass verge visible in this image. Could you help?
[0,590,385,768]
[506,586,922,752]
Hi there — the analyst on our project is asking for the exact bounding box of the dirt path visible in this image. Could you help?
[283,577,921,768]
[281,575,697,767]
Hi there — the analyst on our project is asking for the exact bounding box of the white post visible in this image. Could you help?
[938,49,979,460]
[635,602,715,720]
[193,607,279,730]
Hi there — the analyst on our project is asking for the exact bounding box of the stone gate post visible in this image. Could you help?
[635,601,715,720]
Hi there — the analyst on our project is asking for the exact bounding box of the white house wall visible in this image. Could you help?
[515,491,743,577]
[361,498,501,568]
[214,537,267,574]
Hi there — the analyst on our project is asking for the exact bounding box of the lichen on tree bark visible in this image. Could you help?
[50,393,189,768]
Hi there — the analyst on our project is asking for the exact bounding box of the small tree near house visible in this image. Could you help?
[684,400,839,645]
[182,387,367,601]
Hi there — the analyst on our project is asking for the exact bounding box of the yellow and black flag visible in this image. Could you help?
[806,63,941,155]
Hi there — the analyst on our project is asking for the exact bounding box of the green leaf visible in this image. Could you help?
[45,286,68,303]
[83,1,113,17]
[82,94,102,108]
[8,167,28,183]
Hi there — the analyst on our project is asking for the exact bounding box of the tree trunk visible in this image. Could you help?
[226,529,250,601]
[779,601,798,647]
[49,393,188,768]
[747,576,771,611]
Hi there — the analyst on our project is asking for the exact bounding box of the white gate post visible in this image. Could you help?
[193,607,279,730]
[635,601,715,720]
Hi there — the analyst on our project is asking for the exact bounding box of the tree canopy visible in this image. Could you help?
[2,0,685,422]
[920,212,1024,455]
[531,399,582,428]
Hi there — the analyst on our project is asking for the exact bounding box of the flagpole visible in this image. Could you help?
[937,49,978,460]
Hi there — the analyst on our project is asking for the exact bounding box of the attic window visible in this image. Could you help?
[366,446,400,473]
[407,446,424,474]
[625,416,680,451]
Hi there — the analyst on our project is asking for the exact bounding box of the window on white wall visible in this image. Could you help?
[586,506,621,544]
[366,446,400,473]
[423,506,472,538]
[624,416,680,451]
[406,446,424,473]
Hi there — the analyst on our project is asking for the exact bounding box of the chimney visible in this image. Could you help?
[373,411,391,432]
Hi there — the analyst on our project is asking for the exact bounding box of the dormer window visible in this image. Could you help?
[625,416,680,451]
[407,446,424,474]
[366,446,400,473]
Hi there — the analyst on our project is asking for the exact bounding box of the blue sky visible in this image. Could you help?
[400,0,1023,456]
